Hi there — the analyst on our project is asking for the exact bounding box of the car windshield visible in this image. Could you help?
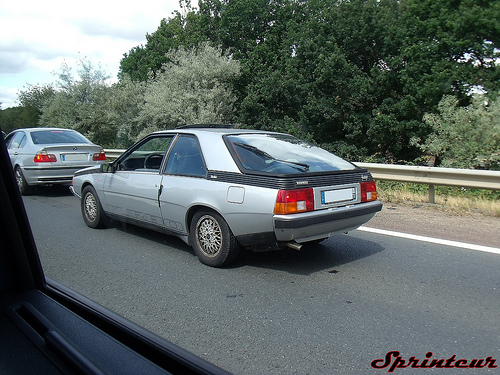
[31,130,90,145]
[225,133,356,174]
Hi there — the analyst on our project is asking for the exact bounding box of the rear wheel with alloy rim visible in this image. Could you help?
[15,167,32,196]
[81,185,109,228]
[190,210,240,267]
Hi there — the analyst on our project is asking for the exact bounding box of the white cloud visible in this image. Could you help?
[0,0,179,108]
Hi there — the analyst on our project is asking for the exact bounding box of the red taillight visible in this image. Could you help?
[93,150,106,161]
[360,181,378,202]
[274,188,314,214]
[34,150,57,163]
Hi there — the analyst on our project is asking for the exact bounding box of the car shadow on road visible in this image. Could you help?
[109,220,195,254]
[234,233,385,275]
[104,221,384,275]
[29,184,73,197]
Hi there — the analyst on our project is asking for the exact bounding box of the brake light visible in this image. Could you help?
[34,150,57,163]
[360,181,377,202]
[93,150,106,161]
[274,188,314,214]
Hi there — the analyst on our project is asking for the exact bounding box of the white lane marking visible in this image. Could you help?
[359,226,500,255]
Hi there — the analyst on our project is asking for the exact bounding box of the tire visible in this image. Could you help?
[81,185,109,229]
[15,167,32,196]
[190,210,240,267]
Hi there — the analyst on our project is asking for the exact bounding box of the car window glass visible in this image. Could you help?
[164,135,206,177]
[31,130,90,144]
[118,136,174,171]
[19,134,27,148]
[8,132,25,149]
[5,133,15,148]
[226,133,356,174]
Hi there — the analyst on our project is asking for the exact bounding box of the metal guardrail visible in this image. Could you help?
[104,149,125,160]
[103,150,500,203]
[356,162,500,203]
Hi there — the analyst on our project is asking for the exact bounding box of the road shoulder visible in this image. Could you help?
[365,201,500,249]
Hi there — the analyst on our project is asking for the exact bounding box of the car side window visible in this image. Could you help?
[164,135,206,177]
[7,132,26,149]
[4,133,14,148]
[118,136,174,172]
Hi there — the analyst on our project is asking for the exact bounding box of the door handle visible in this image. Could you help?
[157,184,163,207]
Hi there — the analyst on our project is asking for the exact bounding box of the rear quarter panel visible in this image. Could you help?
[159,175,277,237]
[72,167,105,200]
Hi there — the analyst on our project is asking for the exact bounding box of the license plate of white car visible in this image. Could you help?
[61,153,87,162]
[321,187,356,205]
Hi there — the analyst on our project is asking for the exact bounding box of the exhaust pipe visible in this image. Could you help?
[285,241,303,251]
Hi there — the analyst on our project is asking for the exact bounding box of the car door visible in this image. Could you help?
[159,135,207,234]
[102,135,175,228]
[5,131,28,167]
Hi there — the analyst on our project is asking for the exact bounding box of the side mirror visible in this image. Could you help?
[100,163,115,173]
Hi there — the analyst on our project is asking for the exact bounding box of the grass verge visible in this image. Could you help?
[376,181,500,217]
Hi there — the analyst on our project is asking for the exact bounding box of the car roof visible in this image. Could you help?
[7,127,83,136]
[149,126,282,173]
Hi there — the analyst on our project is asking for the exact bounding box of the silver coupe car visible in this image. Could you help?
[71,126,382,267]
[5,127,106,195]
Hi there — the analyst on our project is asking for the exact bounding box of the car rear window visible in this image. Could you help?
[225,133,356,175]
[31,130,90,145]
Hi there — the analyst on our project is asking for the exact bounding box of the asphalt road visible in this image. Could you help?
[22,186,500,374]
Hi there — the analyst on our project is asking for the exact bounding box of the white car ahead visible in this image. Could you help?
[5,127,106,195]
[71,126,382,267]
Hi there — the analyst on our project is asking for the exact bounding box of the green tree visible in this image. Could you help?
[17,84,56,124]
[0,107,30,134]
[123,43,240,141]
[367,0,500,160]
[40,58,117,147]
[119,0,207,81]
[198,0,289,58]
[404,0,500,98]
[413,95,500,169]
[110,76,147,147]
[238,0,393,159]
[0,84,56,134]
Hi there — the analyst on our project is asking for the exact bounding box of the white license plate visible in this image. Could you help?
[61,153,87,162]
[321,188,356,205]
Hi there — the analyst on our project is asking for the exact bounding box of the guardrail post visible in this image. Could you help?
[429,184,436,204]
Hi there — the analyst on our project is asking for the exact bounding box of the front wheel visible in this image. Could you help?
[81,185,109,229]
[190,210,240,267]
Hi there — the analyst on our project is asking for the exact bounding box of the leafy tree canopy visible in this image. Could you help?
[124,43,240,141]
[39,58,117,147]
[413,95,500,170]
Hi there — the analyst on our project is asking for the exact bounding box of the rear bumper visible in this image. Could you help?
[22,165,96,185]
[273,200,382,242]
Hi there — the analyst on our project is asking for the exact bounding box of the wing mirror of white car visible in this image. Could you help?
[101,163,115,173]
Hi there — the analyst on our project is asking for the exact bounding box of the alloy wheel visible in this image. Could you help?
[196,215,223,256]
[84,192,97,222]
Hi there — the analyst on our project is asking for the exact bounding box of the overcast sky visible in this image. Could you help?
[0,0,180,108]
